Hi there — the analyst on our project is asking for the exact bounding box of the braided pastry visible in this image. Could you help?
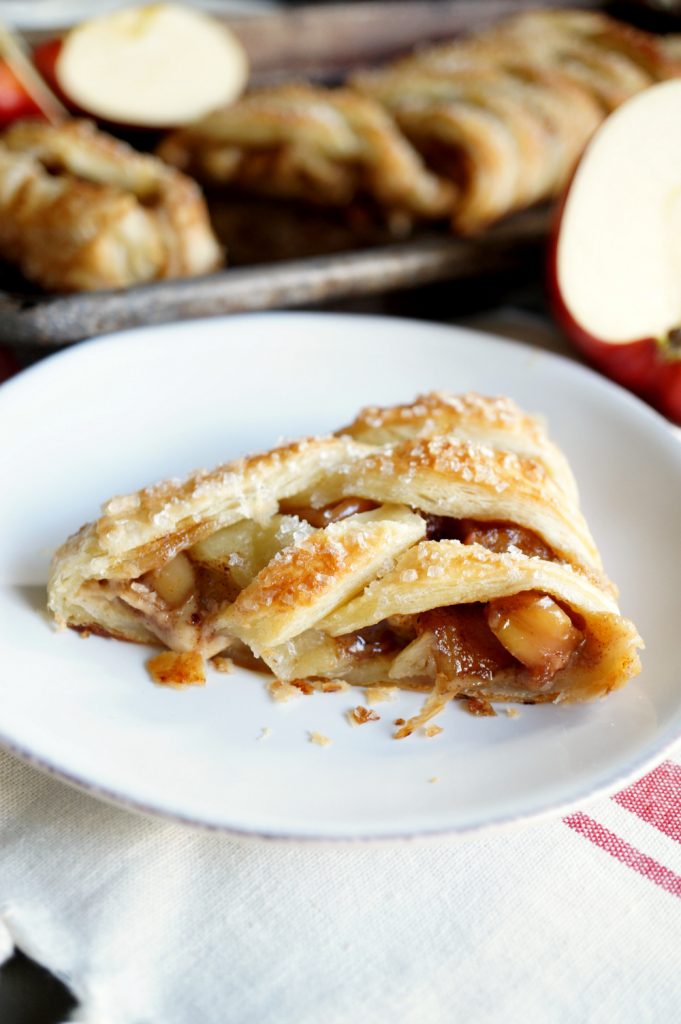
[160,9,680,235]
[352,9,681,232]
[157,84,455,228]
[0,119,222,291]
[48,392,642,737]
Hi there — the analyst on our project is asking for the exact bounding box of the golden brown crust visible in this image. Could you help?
[337,391,578,499]
[158,9,680,235]
[48,391,642,730]
[158,84,455,225]
[293,436,600,576]
[214,505,426,653]
[352,10,681,233]
[0,118,222,291]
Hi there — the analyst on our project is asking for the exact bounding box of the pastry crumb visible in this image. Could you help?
[211,655,234,674]
[428,776,440,784]
[394,717,406,726]
[505,707,520,718]
[364,686,397,705]
[148,651,205,688]
[423,725,443,737]
[78,629,91,639]
[258,726,273,741]
[347,705,381,726]
[319,680,350,693]
[268,679,302,703]
[308,731,332,747]
[462,696,496,717]
[291,678,315,695]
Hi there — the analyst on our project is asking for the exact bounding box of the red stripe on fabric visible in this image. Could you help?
[563,811,681,899]
[613,761,681,844]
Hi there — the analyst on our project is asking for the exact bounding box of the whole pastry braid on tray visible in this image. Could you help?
[48,392,642,738]
[159,8,681,235]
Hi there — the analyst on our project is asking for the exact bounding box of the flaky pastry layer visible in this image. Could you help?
[48,392,642,735]
[0,119,222,291]
[159,9,681,234]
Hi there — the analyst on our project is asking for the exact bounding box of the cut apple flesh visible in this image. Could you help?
[56,3,249,127]
[487,593,580,685]
[556,79,681,345]
[145,551,195,608]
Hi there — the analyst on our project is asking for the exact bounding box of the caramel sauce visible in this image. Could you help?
[280,496,379,528]
[196,564,241,610]
[424,514,464,541]
[418,606,516,682]
[423,516,555,561]
[460,520,555,560]
[336,623,401,659]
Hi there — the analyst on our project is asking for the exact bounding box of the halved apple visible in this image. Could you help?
[549,79,681,422]
[53,3,248,128]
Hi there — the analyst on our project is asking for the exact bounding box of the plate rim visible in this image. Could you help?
[1,711,681,843]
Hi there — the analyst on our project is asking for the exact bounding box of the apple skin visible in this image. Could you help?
[32,39,64,100]
[0,61,45,126]
[547,197,681,424]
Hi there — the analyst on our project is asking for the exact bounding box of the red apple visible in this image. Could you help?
[549,79,681,423]
[0,60,44,125]
[32,39,65,101]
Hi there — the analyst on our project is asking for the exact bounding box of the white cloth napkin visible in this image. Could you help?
[1,312,680,1022]
[1,744,681,1023]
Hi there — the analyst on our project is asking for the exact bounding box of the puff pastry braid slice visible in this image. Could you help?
[48,393,642,736]
[351,9,681,233]
[0,119,222,291]
[157,84,455,227]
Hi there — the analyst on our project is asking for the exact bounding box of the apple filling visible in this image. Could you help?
[101,498,583,701]
[370,594,583,692]
[101,513,314,651]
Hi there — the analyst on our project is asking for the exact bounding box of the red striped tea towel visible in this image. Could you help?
[0,744,679,1024]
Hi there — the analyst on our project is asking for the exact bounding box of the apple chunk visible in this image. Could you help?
[550,79,681,422]
[55,3,248,128]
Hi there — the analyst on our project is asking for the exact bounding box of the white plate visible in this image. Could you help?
[1,312,680,840]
